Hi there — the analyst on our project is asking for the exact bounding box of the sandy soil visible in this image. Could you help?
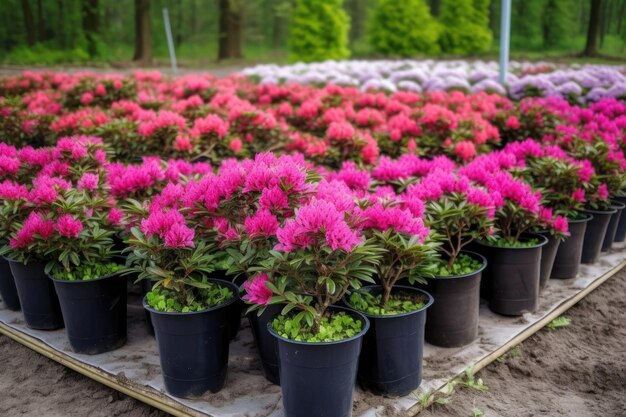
[1,269,625,417]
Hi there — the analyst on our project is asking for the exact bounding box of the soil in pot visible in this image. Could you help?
[346,286,433,396]
[417,251,486,348]
[50,261,127,355]
[0,257,20,311]
[477,233,547,316]
[535,230,561,290]
[552,214,592,279]
[8,259,63,330]
[268,306,369,417]
[247,303,282,385]
[612,195,626,242]
[601,201,625,252]
[582,208,616,264]
[144,279,238,398]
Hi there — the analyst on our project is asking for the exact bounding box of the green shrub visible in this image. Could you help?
[289,0,351,62]
[368,0,440,56]
[439,0,492,54]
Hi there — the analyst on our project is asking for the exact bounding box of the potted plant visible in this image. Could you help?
[558,138,624,263]
[247,198,382,417]
[472,170,548,316]
[190,153,319,384]
[581,183,615,263]
[344,198,437,396]
[404,170,493,347]
[125,205,237,398]
[506,150,576,284]
[44,186,128,355]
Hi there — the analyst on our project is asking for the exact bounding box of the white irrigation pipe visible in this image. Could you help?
[162,8,178,75]
[499,0,512,85]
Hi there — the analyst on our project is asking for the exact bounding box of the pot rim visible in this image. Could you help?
[47,256,127,284]
[476,232,549,250]
[142,278,239,316]
[2,256,47,266]
[266,305,370,346]
[609,199,626,210]
[430,250,487,280]
[583,208,618,215]
[344,285,433,319]
[566,212,593,223]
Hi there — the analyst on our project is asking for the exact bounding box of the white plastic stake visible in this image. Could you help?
[499,0,512,85]
[162,8,178,75]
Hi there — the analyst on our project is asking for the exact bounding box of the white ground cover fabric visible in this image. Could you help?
[1,242,625,417]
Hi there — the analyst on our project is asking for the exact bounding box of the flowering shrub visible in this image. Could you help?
[0,137,121,277]
[124,205,234,312]
[248,197,383,337]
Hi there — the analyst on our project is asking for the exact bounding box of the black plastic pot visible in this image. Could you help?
[268,306,369,417]
[601,200,625,252]
[345,285,432,396]
[140,278,156,336]
[551,214,592,279]
[536,230,561,290]
[476,233,547,316]
[144,279,238,398]
[0,257,20,311]
[247,303,282,385]
[612,195,626,242]
[581,208,616,264]
[229,273,245,341]
[50,269,127,355]
[418,251,486,348]
[8,259,63,330]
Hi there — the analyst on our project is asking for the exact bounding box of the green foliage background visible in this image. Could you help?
[368,0,440,56]
[0,0,624,65]
[289,0,350,62]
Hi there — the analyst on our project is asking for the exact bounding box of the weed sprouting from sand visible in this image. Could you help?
[547,316,571,330]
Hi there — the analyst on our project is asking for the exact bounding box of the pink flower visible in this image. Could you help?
[259,186,289,210]
[326,121,355,141]
[80,92,94,105]
[276,199,361,252]
[505,115,520,129]
[77,173,99,191]
[572,189,586,202]
[56,214,84,238]
[229,138,243,153]
[164,223,195,248]
[242,273,273,305]
[190,114,229,138]
[94,83,107,96]
[244,209,279,238]
[108,208,123,225]
[10,212,55,248]
[174,135,193,152]
[454,141,477,161]
[553,215,569,236]
[597,184,609,200]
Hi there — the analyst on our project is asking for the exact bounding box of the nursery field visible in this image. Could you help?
[1,60,626,417]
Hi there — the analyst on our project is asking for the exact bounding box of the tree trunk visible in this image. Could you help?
[618,0,626,33]
[82,0,100,57]
[218,0,243,60]
[36,0,45,42]
[57,0,65,48]
[21,0,36,46]
[583,0,602,56]
[229,1,243,58]
[133,0,152,63]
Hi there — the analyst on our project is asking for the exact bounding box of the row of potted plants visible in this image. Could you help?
[1,132,626,416]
